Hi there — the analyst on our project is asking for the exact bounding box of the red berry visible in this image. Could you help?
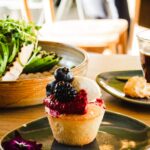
[44,89,88,115]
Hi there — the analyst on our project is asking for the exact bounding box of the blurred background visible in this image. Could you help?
[0,0,149,55]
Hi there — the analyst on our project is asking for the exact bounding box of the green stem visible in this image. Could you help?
[0,54,2,64]
[8,38,19,63]
[0,43,9,76]
[24,55,61,73]
[27,46,41,65]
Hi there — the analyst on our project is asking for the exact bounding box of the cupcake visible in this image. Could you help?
[44,67,105,146]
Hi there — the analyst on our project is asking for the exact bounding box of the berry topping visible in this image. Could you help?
[54,67,73,82]
[54,81,77,102]
[44,67,102,116]
[44,89,88,115]
[90,98,106,109]
[46,80,57,96]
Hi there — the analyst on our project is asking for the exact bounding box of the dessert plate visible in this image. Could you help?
[1,111,150,150]
[96,70,150,105]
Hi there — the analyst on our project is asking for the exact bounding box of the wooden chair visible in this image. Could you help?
[128,0,141,50]
[21,0,128,54]
[127,0,149,53]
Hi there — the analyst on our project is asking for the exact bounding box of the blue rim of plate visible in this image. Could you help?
[96,70,150,105]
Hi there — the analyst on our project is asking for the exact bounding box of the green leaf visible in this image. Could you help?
[0,43,9,76]
[0,17,40,77]
[23,51,62,73]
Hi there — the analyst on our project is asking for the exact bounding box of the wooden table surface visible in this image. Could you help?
[0,53,150,141]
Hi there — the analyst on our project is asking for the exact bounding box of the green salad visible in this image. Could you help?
[0,17,61,81]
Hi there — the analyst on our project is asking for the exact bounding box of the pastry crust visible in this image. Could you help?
[47,104,105,146]
[123,76,150,98]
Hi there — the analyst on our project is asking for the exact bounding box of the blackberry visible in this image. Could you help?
[46,80,57,96]
[54,81,77,102]
[54,67,73,82]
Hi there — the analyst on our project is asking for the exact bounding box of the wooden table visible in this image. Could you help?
[0,54,150,141]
